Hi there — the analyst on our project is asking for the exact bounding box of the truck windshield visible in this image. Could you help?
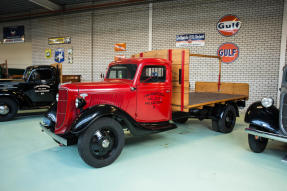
[107,64,137,80]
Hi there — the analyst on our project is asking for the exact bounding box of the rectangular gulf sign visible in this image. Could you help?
[176,33,205,47]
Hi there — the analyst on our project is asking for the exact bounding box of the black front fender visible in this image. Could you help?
[244,101,279,133]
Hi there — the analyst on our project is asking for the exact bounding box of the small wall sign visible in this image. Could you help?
[217,15,241,37]
[176,33,205,47]
[45,49,52,58]
[217,43,239,63]
[48,37,71,45]
[55,48,65,63]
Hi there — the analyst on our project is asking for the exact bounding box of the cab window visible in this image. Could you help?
[140,65,166,83]
[30,69,53,82]
[107,64,137,80]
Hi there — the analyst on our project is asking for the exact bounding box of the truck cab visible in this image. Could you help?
[0,65,60,121]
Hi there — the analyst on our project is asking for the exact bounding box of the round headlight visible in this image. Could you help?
[261,97,274,108]
[56,93,59,102]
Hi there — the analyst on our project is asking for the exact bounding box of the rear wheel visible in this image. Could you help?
[173,117,188,124]
[218,105,236,133]
[212,119,219,132]
[248,134,268,153]
[0,98,18,122]
[78,117,125,168]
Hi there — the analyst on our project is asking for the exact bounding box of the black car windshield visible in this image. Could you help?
[106,64,137,80]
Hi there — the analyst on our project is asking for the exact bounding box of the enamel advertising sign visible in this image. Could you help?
[217,43,239,63]
[55,48,65,63]
[176,33,205,47]
[217,15,241,37]
[114,43,126,51]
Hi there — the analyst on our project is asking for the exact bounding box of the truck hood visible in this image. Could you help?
[60,79,133,91]
[0,79,25,89]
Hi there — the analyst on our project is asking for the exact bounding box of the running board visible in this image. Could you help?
[245,128,287,143]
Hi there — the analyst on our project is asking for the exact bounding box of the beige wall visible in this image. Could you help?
[0,42,32,69]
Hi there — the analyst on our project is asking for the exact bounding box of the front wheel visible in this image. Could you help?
[0,98,18,122]
[248,134,268,153]
[78,117,125,168]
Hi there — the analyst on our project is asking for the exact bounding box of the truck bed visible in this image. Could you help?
[188,92,247,108]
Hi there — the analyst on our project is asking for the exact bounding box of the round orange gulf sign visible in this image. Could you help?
[217,15,241,37]
[217,43,239,63]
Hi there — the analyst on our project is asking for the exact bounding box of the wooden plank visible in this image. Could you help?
[171,64,189,82]
[195,81,249,97]
[190,54,220,59]
[172,81,189,88]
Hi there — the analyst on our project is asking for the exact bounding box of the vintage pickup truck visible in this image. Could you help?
[41,49,249,168]
[0,65,60,121]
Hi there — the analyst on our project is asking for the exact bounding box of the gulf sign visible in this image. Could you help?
[217,43,239,63]
[217,15,241,37]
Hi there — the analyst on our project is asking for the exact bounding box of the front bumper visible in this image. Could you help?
[40,121,68,146]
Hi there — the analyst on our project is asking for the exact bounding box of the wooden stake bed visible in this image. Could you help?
[188,92,247,109]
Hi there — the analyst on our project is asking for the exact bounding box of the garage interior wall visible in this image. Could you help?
[0,0,284,107]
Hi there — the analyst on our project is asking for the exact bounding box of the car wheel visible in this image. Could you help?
[173,117,188,124]
[218,105,236,133]
[78,117,125,168]
[248,134,268,153]
[0,98,18,122]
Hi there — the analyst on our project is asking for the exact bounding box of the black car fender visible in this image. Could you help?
[70,104,156,136]
[0,90,26,107]
[244,101,279,133]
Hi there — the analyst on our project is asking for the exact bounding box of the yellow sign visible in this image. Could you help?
[45,49,52,58]
[48,37,71,45]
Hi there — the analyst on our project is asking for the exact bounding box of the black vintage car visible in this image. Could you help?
[0,65,60,122]
[245,66,287,153]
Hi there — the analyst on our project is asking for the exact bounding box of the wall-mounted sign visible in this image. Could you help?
[217,15,241,37]
[48,37,71,45]
[176,33,205,47]
[45,49,52,59]
[217,43,239,63]
[68,48,73,64]
[3,25,24,43]
[55,48,65,63]
[114,43,126,51]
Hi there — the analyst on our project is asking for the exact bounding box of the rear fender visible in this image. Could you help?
[244,101,279,133]
[0,90,26,107]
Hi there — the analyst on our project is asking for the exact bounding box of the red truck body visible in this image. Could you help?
[41,51,248,168]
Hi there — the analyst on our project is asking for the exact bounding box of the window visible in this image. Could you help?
[107,64,137,80]
[31,69,53,82]
[140,65,166,83]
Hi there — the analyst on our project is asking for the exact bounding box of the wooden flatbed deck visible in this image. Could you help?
[188,92,247,109]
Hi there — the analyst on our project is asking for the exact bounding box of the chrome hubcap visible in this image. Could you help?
[102,139,110,148]
[0,105,9,115]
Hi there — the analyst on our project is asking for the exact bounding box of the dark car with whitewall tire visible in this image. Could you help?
[244,65,287,153]
[0,65,60,122]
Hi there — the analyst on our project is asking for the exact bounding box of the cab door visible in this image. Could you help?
[136,64,171,123]
[25,68,56,104]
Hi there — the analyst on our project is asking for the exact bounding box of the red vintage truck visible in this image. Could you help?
[40,49,249,168]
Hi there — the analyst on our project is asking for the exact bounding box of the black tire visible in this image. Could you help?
[248,134,268,153]
[212,119,219,132]
[78,117,125,168]
[218,105,236,133]
[173,117,188,124]
[0,97,18,122]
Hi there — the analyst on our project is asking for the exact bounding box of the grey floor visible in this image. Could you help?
[1,113,287,191]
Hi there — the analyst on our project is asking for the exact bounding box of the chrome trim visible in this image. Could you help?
[40,122,67,146]
[245,128,287,143]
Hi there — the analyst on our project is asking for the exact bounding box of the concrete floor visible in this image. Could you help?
[0,113,287,191]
